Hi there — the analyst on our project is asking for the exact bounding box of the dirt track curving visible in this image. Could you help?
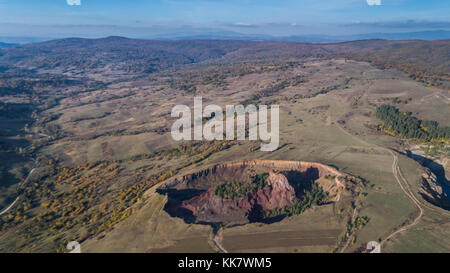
[0,161,38,216]
[336,123,426,252]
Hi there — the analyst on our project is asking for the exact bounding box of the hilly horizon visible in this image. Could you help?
[2,29,450,45]
[2,36,447,88]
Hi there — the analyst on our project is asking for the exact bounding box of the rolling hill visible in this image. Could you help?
[0,37,449,253]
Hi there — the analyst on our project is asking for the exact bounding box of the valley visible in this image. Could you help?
[0,38,449,253]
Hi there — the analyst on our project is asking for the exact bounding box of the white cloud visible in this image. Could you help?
[234,22,252,27]
[67,0,81,6]
[366,0,381,6]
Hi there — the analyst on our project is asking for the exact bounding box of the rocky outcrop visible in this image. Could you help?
[179,172,297,224]
[406,149,450,210]
[443,157,450,182]
[163,160,344,189]
[420,169,450,209]
[212,160,343,178]
[257,172,296,210]
[159,160,346,225]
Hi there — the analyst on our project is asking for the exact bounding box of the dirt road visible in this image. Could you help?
[213,228,228,253]
[0,163,38,216]
[379,151,423,248]
[336,124,424,252]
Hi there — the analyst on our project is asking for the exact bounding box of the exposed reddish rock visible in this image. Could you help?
[171,160,344,189]
[256,172,296,210]
[179,172,297,224]
[160,160,345,225]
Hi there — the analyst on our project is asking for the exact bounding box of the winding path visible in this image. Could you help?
[0,197,20,217]
[0,162,38,216]
[213,228,228,253]
[379,150,423,249]
[336,124,424,252]
[339,196,359,253]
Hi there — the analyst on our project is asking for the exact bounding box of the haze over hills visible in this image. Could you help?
[1,30,449,45]
[165,30,450,43]
[0,42,17,48]
[277,30,450,43]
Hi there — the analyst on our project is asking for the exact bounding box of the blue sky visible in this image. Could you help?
[0,0,449,38]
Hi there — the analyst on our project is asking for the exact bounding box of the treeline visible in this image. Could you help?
[0,102,33,119]
[0,139,235,252]
[167,61,302,95]
[262,182,328,218]
[376,104,450,143]
[0,74,86,95]
[342,41,450,90]
[214,173,269,199]
[214,181,255,199]
[242,75,305,106]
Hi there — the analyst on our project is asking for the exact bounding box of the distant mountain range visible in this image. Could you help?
[0,42,18,48]
[0,30,449,45]
[280,30,450,43]
[166,30,450,43]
